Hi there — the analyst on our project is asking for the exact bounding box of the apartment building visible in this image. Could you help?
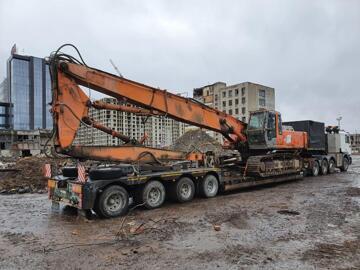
[193,82,275,142]
[75,97,185,148]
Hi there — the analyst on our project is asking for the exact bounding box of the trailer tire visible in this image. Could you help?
[200,174,219,198]
[311,160,320,176]
[171,177,195,203]
[328,159,336,174]
[340,157,349,172]
[94,185,129,218]
[320,159,328,175]
[142,180,166,209]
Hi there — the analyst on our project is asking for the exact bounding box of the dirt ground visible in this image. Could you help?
[0,156,359,270]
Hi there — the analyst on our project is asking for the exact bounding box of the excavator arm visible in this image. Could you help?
[50,47,247,162]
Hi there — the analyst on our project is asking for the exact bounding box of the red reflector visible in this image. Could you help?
[77,164,87,182]
[43,164,51,178]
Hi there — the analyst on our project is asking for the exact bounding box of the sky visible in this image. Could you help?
[0,0,359,132]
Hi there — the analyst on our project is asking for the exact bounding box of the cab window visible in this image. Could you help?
[277,114,282,135]
[267,113,276,140]
[248,112,266,130]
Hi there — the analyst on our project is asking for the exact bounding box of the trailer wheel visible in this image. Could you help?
[171,177,195,203]
[142,180,166,209]
[320,159,328,175]
[200,174,219,198]
[340,157,349,172]
[94,185,129,218]
[328,159,336,174]
[311,160,320,176]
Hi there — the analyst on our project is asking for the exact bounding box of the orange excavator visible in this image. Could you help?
[49,44,307,177]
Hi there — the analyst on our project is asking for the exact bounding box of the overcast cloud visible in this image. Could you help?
[0,0,359,132]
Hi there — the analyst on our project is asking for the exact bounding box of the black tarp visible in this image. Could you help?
[283,120,325,151]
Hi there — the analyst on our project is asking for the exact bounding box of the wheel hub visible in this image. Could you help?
[207,181,214,193]
[148,188,161,204]
[180,183,191,198]
[105,193,123,212]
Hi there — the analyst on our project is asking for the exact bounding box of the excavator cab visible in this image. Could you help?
[247,109,307,151]
[247,110,281,150]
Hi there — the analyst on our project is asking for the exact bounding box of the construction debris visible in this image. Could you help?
[170,129,229,155]
[0,156,60,194]
[213,224,221,231]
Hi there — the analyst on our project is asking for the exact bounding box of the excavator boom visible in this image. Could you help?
[50,48,247,162]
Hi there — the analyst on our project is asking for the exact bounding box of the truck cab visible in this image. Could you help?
[339,132,352,155]
[326,127,352,157]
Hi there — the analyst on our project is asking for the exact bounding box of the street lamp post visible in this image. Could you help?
[336,116,342,129]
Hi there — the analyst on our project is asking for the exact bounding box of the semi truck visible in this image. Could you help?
[46,45,352,218]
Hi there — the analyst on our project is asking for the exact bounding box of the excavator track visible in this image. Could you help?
[245,153,302,178]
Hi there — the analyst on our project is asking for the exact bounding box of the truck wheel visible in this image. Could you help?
[320,160,328,175]
[340,157,349,172]
[311,160,320,176]
[94,185,129,218]
[142,180,166,209]
[328,159,336,174]
[200,174,219,198]
[171,177,195,203]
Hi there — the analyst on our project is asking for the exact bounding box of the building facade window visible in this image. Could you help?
[228,100,232,106]
[259,89,266,106]
[229,109,232,115]
[242,97,246,104]
[235,108,239,114]
[235,89,239,96]
[242,107,246,114]
[229,90,232,97]
[222,101,226,107]
[235,98,239,105]
[241,87,245,96]
[259,89,266,98]
[222,91,226,98]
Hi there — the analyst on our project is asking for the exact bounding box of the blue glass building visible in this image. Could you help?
[6,54,52,130]
[0,102,12,129]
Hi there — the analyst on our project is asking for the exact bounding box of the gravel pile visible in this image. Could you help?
[170,129,228,155]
